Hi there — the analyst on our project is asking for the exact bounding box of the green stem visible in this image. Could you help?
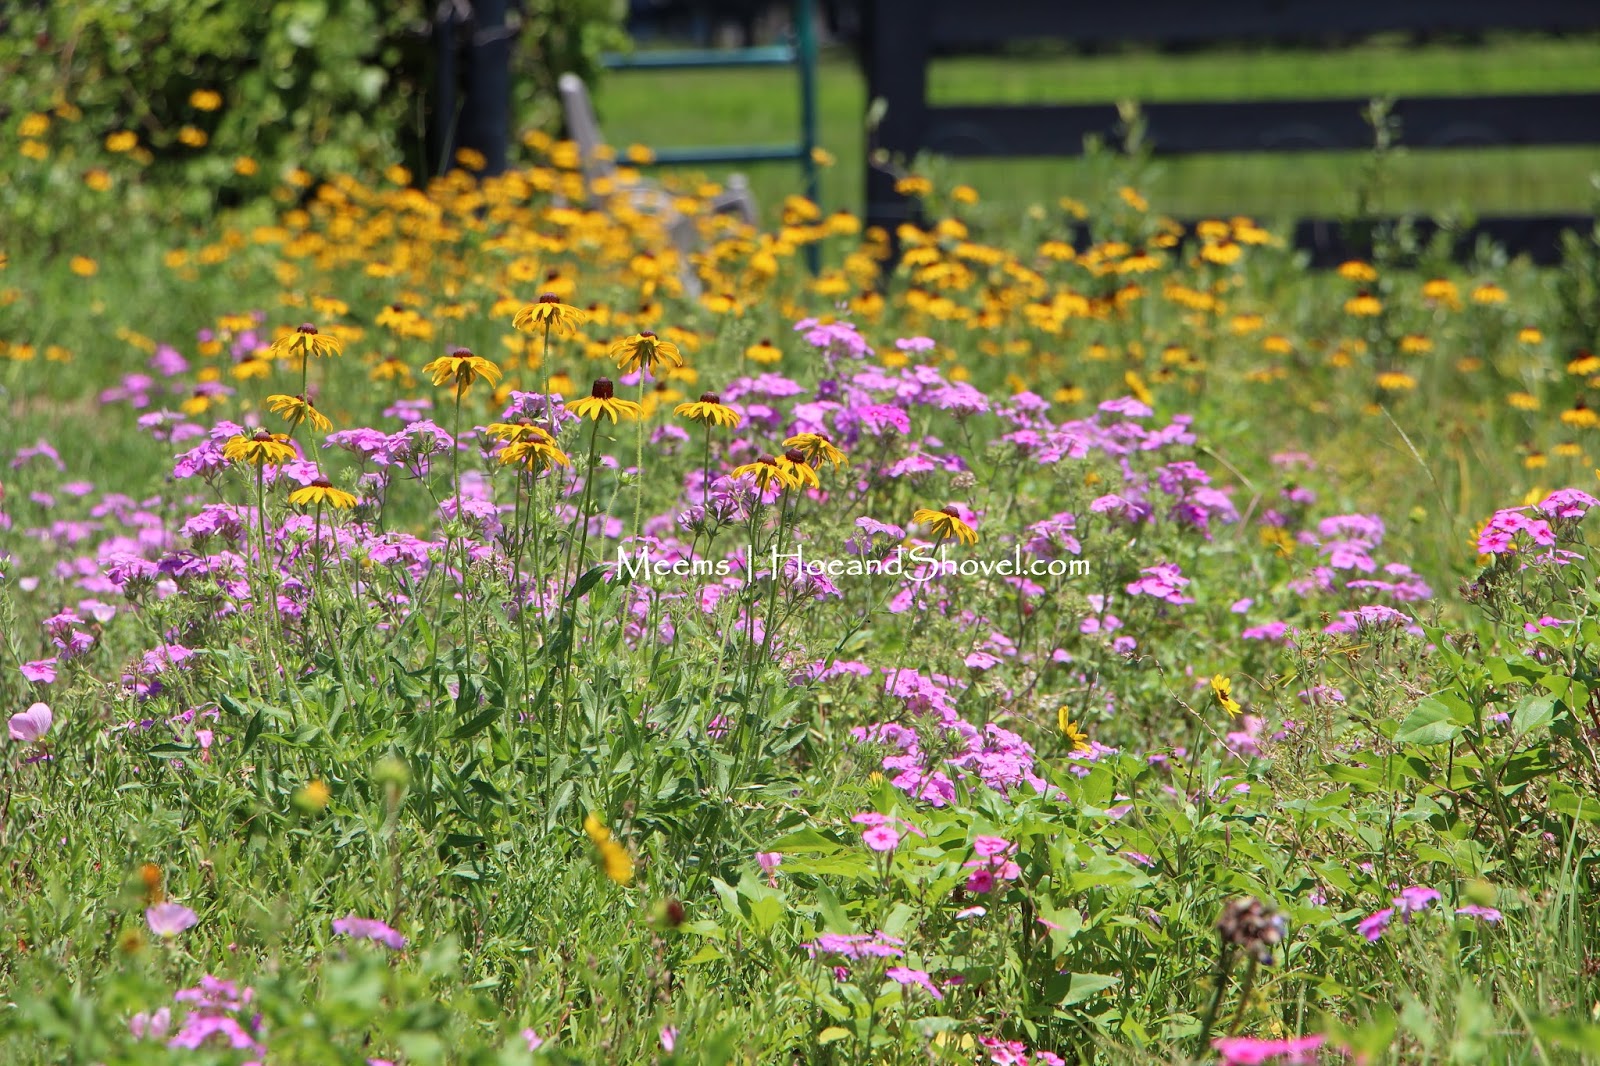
[1225,956,1259,1037]
[1197,944,1236,1056]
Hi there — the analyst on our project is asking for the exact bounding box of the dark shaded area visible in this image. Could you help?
[430,0,516,177]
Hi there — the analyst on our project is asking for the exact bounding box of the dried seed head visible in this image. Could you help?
[1216,896,1285,965]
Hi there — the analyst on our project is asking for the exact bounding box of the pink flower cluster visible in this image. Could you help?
[852,811,925,853]
[963,835,1021,893]
[131,975,264,1058]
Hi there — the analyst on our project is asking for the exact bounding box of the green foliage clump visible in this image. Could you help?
[0,0,627,242]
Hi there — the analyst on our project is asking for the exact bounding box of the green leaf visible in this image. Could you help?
[1510,694,1557,738]
[451,703,502,741]
[567,565,609,602]
[240,710,265,753]
[818,1026,852,1045]
[1060,973,1119,1005]
[1395,696,1469,745]
[1530,1017,1600,1053]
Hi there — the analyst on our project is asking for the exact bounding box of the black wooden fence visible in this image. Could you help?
[862,0,1600,263]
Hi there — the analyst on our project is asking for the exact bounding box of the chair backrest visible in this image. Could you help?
[557,72,615,188]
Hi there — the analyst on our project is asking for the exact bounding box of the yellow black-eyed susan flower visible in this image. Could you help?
[513,292,587,335]
[1344,291,1382,317]
[266,394,331,433]
[1211,674,1243,717]
[1421,278,1460,307]
[568,378,643,423]
[1567,352,1600,376]
[288,478,358,509]
[233,355,271,381]
[1057,707,1091,754]
[499,434,570,473]
[1560,401,1599,429]
[583,813,634,886]
[223,431,296,467]
[422,347,501,391]
[912,505,978,546]
[745,338,782,364]
[611,330,683,376]
[675,392,742,429]
[270,323,343,361]
[370,355,414,386]
[782,432,846,470]
[484,419,556,444]
[731,457,800,493]
[777,449,821,489]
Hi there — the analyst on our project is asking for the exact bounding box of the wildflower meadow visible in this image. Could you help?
[6,95,1600,1066]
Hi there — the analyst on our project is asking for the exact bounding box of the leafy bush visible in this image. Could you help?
[0,0,626,242]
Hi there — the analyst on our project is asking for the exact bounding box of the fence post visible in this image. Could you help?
[457,0,513,177]
[863,0,931,240]
[797,0,820,208]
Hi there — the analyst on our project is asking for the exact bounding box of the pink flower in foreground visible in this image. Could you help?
[1213,1034,1325,1065]
[1456,905,1504,922]
[146,902,199,937]
[862,825,901,852]
[129,1007,171,1040]
[972,835,1012,857]
[1393,885,1440,915]
[9,702,52,743]
[756,851,783,887]
[332,915,406,950]
[522,1028,545,1050]
[885,965,944,1000]
[660,1025,679,1052]
[1357,907,1393,941]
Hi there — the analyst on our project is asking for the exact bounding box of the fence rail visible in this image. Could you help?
[863,0,1600,262]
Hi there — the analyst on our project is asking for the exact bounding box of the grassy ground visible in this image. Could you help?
[594,35,1600,221]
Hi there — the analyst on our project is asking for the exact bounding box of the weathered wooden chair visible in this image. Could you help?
[557,72,758,296]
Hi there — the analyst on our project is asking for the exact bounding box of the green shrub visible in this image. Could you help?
[0,0,627,242]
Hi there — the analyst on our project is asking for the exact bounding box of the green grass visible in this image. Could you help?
[594,36,1600,220]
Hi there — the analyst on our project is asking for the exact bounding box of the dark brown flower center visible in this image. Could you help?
[451,347,472,357]
[253,430,274,442]
[539,291,560,303]
[591,378,614,400]
[639,330,657,339]
[942,506,960,518]
[784,448,806,464]
[699,392,720,405]
[311,477,333,489]
[297,323,318,334]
